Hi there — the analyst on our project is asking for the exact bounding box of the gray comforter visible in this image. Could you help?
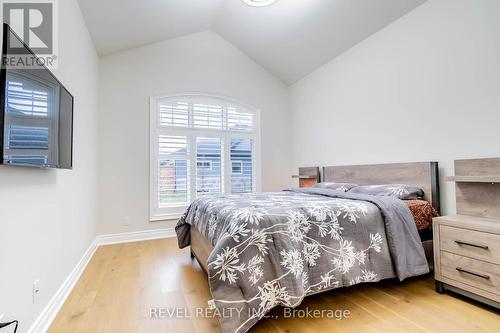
[176,188,428,333]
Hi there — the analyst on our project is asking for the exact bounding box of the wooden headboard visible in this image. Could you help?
[323,162,440,213]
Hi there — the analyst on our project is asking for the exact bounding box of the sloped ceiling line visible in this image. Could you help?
[78,0,426,84]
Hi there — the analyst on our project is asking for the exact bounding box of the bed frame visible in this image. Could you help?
[323,161,440,214]
[190,161,440,272]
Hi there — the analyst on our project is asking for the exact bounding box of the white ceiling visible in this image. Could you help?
[78,0,426,84]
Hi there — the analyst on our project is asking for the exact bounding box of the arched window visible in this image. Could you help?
[150,93,261,220]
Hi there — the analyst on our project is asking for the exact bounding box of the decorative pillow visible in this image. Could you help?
[404,200,439,230]
[349,184,424,200]
[313,182,358,192]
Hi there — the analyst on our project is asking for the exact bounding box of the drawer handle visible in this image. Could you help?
[454,240,489,250]
[456,267,490,280]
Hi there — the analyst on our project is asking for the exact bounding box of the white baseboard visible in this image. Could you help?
[27,228,176,333]
[95,228,176,246]
[27,239,98,333]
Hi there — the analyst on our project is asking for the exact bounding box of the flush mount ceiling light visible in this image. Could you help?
[242,0,278,7]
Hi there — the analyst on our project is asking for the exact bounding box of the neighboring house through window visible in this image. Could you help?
[150,94,261,220]
[196,161,212,170]
[231,161,243,174]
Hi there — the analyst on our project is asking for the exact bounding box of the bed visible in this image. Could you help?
[322,162,440,269]
[175,162,440,333]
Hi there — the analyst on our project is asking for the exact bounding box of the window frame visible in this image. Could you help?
[149,93,262,221]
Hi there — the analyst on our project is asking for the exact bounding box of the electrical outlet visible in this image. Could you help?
[33,279,40,304]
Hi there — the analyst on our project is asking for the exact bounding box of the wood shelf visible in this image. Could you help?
[445,176,500,183]
[295,167,320,188]
[292,175,318,179]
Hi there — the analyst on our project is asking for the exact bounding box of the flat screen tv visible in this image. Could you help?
[0,24,73,169]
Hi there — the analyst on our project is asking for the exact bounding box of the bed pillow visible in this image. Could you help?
[313,182,358,192]
[349,184,424,200]
[404,200,439,230]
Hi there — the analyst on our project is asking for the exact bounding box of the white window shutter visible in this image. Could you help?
[150,94,260,220]
[158,100,189,127]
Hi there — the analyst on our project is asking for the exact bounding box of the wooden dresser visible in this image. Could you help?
[434,158,500,308]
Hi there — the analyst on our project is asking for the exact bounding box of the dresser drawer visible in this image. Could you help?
[439,225,500,265]
[441,251,500,296]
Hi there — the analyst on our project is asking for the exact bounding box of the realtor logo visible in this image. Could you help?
[1,0,58,68]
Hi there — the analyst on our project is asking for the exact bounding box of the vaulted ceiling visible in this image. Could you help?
[77,0,426,84]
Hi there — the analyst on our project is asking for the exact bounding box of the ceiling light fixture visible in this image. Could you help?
[242,0,278,7]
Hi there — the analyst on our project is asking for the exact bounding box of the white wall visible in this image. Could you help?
[290,0,500,215]
[6,0,498,327]
[0,0,99,331]
[97,30,292,234]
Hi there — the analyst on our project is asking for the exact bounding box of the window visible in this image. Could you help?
[150,94,260,220]
[196,137,222,197]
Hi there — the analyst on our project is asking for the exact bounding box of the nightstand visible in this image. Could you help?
[434,158,500,308]
[292,167,320,188]
[433,215,500,308]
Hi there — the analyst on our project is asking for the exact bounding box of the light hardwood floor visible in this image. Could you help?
[48,238,499,333]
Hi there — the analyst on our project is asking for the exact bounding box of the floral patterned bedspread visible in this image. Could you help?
[175,188,428,333]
